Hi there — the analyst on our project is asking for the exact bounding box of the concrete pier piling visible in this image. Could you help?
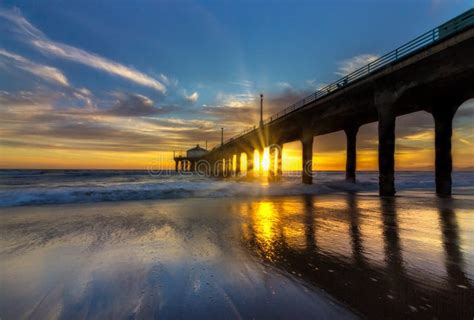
[377,107,396,196]
[247,151,254,175]
[432,105,457,197]
[269,147,276,179]
[235,153,241,176]
[277,145,283,178]
[302,132,314,185]
[344,126,358,183]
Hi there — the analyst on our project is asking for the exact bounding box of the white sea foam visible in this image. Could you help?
[0,170,472,207]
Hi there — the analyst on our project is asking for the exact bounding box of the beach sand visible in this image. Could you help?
[1,193,473,319]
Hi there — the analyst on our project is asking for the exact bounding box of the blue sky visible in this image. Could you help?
[1,1,471,105]
[0,1,473,168]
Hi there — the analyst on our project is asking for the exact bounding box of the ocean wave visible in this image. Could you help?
[0,171,472,207]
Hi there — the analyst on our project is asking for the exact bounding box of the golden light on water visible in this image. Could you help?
[252,201,278,260]
[255,202,275,241]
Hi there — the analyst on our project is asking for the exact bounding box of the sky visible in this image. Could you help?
[0,0,473,170]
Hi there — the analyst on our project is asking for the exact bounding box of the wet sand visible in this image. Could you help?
[1,193,473,319]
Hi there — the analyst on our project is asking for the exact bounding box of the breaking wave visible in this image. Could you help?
[0,170,472,207]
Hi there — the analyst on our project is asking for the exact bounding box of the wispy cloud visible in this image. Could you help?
[0,90,214,153]
[276,82,292,90]
[0,48,69,86]
[305,79,327,91]
[336,54,379,76]
[402,130,434,141]
[106,93,173,117]
[31,39,167,93]
[0,48,96,109]
[184,91,199,103]
[228,80,254,88]
[0,8,167,93]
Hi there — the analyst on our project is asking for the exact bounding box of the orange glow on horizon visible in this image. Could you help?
[1,142,472,171]
[2,103,474,171]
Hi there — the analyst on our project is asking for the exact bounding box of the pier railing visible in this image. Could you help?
[221,9,473,146]
[173,151,186,159]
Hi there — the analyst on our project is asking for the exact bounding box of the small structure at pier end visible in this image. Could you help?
[174,144,208,172]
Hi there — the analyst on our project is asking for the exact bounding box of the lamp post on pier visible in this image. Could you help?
[221,127,224,147]
[259,94,264,127]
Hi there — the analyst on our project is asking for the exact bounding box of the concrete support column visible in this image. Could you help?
[175,160,178,173]
[225,158,230,177]
[228,157,233,176]
[222,158,228,177]
[344,126,359,183]
[378,107,396,196]
[247,151,254,176]
[277,145,283,177]
[219,160,225,177]
[301,132,314,184]
[432,107,456,197]
[236,154,241,176]
[269,147,276,179]
[218,159,224,177]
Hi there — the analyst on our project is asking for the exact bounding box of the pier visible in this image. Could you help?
[183,10,474,197]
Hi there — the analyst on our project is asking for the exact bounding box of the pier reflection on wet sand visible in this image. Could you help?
[0,194,473,319]
[239,195,474,318]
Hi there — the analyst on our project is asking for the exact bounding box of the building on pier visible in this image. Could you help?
[174,144,208,172]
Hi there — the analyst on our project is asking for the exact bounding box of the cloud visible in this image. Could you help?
[184,91,199,103]
[0,8,166,93]
[305,79,317,88]
[202,105,257,124]
[31,39,167,93]
[158,73,178,88]
[200,89,317,138]
[403,131,434,141]
[106,93,173,117]
[0,48,96,108]
[0,89,215,153]
[336,54,379,76]
[228,80,254,88]
[0,90,57,108]
[0,48,69,86]
[276,82,292,90]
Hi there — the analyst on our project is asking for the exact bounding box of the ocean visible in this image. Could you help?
[1,170,473,207]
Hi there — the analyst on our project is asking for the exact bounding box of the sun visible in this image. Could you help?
[261,148,270,171]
